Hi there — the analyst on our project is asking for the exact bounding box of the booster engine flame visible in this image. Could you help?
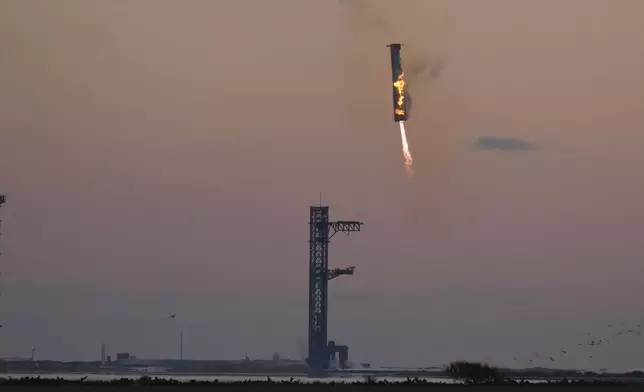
[393,72,406,116]
[398,121,413,167]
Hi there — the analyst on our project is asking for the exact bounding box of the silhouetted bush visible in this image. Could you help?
[444,360,502,384]
[363,375,379,384]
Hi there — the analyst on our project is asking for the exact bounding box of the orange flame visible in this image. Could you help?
[393,72,406,115]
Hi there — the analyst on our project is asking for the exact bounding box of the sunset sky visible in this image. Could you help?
[1,0,644,370]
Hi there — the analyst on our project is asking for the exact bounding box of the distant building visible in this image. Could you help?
[116,353,130,362]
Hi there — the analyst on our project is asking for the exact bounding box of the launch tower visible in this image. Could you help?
[0,195,5,257]
[0,194,5,318]
[307,205,362,373]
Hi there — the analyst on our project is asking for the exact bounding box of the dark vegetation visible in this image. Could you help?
[443,361,643,387]
[445,361,502,384]
[0,371,642,389]
[3,360,643,381]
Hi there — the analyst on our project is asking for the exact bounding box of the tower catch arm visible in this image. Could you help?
[328,266,355,281]
[328,221,363,239]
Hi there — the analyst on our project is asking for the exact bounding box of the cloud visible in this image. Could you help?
[473,136,538,151]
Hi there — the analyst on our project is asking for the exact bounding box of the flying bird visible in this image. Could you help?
[168,314,177,319]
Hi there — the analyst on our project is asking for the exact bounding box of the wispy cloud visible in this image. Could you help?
[473,136,538,151]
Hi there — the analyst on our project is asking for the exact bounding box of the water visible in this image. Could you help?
[0,373,457,384]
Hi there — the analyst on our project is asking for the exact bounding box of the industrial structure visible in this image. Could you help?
[0,195,5,257]
[387,43,408,122]
[307,205,363,373]
[0,195,5,309]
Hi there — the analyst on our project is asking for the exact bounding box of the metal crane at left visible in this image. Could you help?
[0,194,5,250]
[0,195,5,330]
[0,194,5,268]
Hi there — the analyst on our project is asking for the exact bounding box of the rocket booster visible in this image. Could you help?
[387,43,408,122]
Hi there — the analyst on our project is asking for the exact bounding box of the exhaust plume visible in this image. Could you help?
[399,120,413,167]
